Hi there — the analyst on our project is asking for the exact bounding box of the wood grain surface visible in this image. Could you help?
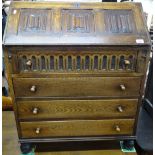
[17,99,138,120]
[3,2,150,46]
[20,119,134,138]
[3,110,137,155]
[10,50,138,74]
[35,150,137,155]
[13,77,141,98]
[3,1,151,147]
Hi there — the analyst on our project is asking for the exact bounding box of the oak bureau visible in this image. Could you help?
[3,1,151,153]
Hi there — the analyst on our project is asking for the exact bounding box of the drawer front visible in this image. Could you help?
[11,51,137,73]
[13,77,141,97]
[17,99,138,120]
[20,119,134,138]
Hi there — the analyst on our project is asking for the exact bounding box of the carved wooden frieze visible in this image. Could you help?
[4,2,150,45]
[17,8,137,36]
[14,51,137,73]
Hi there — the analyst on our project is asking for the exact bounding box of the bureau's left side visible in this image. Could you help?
[3,46,22,138]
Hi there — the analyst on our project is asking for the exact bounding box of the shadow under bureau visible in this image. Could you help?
[3,1,151,153]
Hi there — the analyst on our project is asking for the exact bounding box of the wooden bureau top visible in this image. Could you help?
[3,2,150,46]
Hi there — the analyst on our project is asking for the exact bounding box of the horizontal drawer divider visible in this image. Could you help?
[12,73,144,78]
[16,96,140,100]
[18,117,136,122]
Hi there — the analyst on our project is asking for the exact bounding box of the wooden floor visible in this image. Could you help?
[35,150,137,155]
[2,111,137,155]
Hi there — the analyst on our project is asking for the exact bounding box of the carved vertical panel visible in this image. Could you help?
[104,10,136,33]
[18,9,52,34]
[62,9,95,34]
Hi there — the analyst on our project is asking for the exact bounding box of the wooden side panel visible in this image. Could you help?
[17,99,138,120]
[13,77,141,98]
[20,119,134,138]
[5,8,20,36]
[137,50,150,73]
[3,48,22,137]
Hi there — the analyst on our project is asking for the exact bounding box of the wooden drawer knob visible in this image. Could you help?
[120,84,126,91]
[115,125,121,132]
[30,85,36,92]
[26,60,32,66]
[35,128,40,134]
[33,108,38,114]
[117,106,123,113]
[124,60,130,65]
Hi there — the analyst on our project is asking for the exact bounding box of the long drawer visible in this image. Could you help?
[13,77,141,97]
[17,99,138,120]
[20,119,134,138]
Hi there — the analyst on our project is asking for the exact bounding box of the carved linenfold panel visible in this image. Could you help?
[17,8,136,35]
[62,9,95,34]
[18,9,52,33]
[104,10,136,33]
[16,51,137,73]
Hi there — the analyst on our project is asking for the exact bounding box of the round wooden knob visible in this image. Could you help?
[124,60,130,65]
[115,125,121,132]
[117,106,123,113]
[26,60,32,66]
[33,108,38,114]
[30,85,36,92]
[35,128,40,134]
[120,84,126,91]
[8,55,12,59]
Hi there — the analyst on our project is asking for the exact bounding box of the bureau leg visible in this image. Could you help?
[122,140,135,150]
[20,143,33,154]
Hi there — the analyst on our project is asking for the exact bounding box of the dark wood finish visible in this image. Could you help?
[17,99,138,120]
[3,111,138,155]
[20,119,134,138]
[11,50,138,74]
[3,1,151,152]
[2,96,13,110]
[3,2,150,45]
[13,77,141,98]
